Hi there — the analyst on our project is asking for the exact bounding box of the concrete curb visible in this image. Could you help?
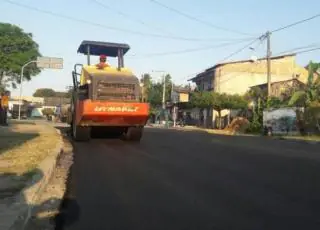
[0,125,64,230]
[174,126,319,144]
[273,136,320,145]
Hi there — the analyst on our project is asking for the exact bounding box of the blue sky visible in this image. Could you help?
[1,0,320,96]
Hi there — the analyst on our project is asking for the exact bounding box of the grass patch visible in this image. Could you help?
[0,131,39,156]
[0,122,60,198]
[0,123,60,175]
[9,119,36,125]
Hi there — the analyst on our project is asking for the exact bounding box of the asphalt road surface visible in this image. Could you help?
[57,128,320,230]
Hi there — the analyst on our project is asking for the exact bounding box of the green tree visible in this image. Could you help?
[190,91,248,129]
[0,23,41,90]
[33,88,56,97]
[267,96,283,108]
[54,91,68,98]
[144,74,173,107]
[212,93,247,129]
[244,87,266,132]
[148,82,163,106]
[140,73,152,102]
[244,86,267,103]
[33,88,72,98]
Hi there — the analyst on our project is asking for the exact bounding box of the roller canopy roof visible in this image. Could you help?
[77,40,130,57]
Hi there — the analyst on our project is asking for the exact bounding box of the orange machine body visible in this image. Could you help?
[75,100,149,126]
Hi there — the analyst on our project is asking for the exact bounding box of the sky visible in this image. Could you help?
[1,0,320,96]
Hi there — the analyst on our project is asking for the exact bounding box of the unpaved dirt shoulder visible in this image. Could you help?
[23,131,73,230]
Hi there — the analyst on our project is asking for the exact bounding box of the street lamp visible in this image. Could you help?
[18,60,37,120]
[17,56,63,120]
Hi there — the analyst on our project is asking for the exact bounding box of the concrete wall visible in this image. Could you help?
[171,91,189,103]
[263,107,303,135]
[217,72,295,95]
[179,93,189,102]
[186,107,237,129]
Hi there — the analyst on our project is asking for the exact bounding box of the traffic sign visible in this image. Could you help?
[36,57,63,69]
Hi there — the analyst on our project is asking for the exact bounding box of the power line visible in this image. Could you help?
[295,47,320,55]
[264,13,320,95]
[261,13,320,93]
[218,37,263,63]
[182,20,319,84]
[271,13,320,33]
[189,47,319,87]
[168,12,320,76]
[149,0,253,36]
[3,0,253,42]
[280,47,320,56]
[218,48,320,87]
[182,39,265,82]
[128,39,255,58]
[217,42,266,85]
[90,0,174,36]
[274,43,320,56]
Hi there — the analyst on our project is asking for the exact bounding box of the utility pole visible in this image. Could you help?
[162,74,166,109]
[140,74,144,102]
[171,81,176,127]
[152,70,166,109]
[266,31,272,98]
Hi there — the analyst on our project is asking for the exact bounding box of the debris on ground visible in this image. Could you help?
[224,117,250,134]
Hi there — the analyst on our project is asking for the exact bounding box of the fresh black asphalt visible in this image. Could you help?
[56,128,320,230]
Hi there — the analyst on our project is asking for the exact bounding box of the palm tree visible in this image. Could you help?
[288,61,320,107]
[288,61,320,134]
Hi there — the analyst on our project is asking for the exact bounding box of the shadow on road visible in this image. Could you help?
[55,125,126,140]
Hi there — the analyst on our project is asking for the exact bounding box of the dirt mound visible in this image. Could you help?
[224,117,250,134]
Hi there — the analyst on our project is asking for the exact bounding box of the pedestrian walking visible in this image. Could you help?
[0,91,10,126]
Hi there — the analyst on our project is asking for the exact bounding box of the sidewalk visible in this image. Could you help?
[0,120,63,230]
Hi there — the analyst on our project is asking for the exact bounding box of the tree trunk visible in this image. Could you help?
[218,110,222,129]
